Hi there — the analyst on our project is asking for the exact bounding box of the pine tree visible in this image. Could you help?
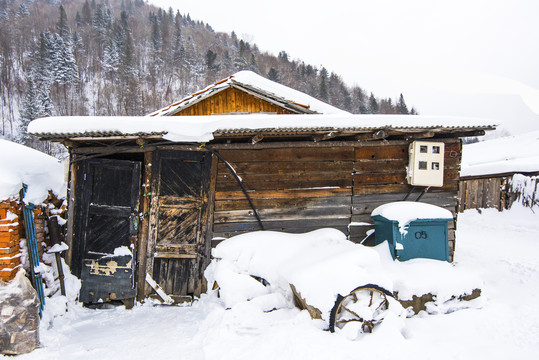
[249,54,258,72]
[20,78,42,121]
[119,29,141,115]
[19,78,42,144]
[172,20,185,69]
[160,10,170,50]
[56,5,71,43]
[151,16,161,52]
[168,7,174,24]
[103,37,120,74]
[82,0,92,25]
[32,31,54,87]
[268,68,279,83]
[205,49,218,71]
[352,87,368,114]
[38,85,53,116]
[75,12,82,27]
[120,31,136,82]
[52,34,78,86]
[18,3,29,17]
[340,84,351,111]
[319,67,328,101]
[278,51,288,62]
[396,93,409,114]
[368,93,379,114]
[93,4,110,46]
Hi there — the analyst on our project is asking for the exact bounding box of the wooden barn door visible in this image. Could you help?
[150,150,212,298]
[74,159,141,304]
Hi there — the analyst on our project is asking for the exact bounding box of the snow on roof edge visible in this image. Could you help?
[29,114,498,143]
[461,131,539,177]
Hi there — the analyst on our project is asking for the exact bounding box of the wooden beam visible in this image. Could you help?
[251,133,264,144]
[403,130,436,141]
[137,151,153,301]
[64,153,77,267]
[209,138,460,150]
[312,131,338,142]
[355,130,388,142]
[60,139,77,148]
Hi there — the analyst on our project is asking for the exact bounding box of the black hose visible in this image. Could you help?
[416,186,430,202]
[402,186,416,201]
[203,146,265,231]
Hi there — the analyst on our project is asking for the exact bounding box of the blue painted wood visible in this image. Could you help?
[20,184,45,317]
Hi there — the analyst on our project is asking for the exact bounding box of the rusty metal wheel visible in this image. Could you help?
[329,284,393,334]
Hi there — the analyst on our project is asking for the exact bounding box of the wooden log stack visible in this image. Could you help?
[0,201,23,282]
[0,272,41,355]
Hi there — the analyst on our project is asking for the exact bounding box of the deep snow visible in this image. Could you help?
[7,205,539,360]
[461,130,539,177]
[0,139,65,204]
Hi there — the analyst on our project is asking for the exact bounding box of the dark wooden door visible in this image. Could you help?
[74,159,141,303]
[151,150,212,297]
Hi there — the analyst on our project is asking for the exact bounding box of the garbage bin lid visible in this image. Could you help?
[371,201,453,226]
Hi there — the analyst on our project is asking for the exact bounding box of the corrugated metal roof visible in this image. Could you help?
[214,124,495,134]
[28,114,498,143]
[31,130,167,139]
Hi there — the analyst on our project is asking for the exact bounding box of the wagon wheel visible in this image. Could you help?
[329,284,393,334]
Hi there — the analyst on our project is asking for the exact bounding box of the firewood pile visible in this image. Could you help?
[0,271,40,355]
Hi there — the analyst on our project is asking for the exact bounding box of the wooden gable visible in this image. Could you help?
[172,87,297,116]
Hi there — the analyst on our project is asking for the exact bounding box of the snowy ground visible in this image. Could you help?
[9,206,539,360]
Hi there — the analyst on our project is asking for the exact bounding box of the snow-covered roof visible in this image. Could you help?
[148,70,349,116]
[28,114,497,143]
[0,139,65,203]
[461,131,539,177]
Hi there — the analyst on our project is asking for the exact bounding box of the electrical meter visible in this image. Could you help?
[407,141,445,187]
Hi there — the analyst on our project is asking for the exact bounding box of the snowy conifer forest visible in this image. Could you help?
[0,0,414,155]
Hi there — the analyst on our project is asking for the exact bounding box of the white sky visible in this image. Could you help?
[148,0,539,135]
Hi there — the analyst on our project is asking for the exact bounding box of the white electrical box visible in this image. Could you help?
[407,141,445,187]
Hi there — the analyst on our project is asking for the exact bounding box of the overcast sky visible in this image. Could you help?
[148,0,539,135]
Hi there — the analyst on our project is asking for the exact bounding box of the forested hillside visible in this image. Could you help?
[0,0,415,153]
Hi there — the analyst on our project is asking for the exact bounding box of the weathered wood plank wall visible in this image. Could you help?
[458,173,539,212]
[174,87,296,115]
[458,177,507,212]
[213,147,354,238]
[212,139,462,261]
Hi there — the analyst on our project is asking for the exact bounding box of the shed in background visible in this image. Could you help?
[459,131,539,211]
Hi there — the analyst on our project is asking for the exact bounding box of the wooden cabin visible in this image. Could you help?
[29,72,496,305]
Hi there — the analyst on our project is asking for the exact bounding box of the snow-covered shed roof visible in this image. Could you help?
[148,70,350,116]
[29,114,497,144]
[461,131,539,177]
[0,139,65,203]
